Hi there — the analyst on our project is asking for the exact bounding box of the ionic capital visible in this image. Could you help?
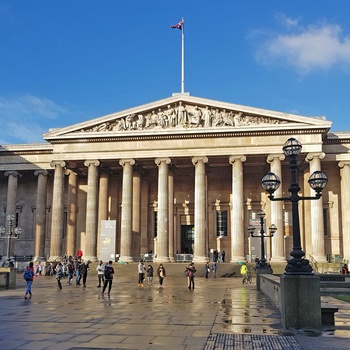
[229,155,246,165]
[267,154,285,164]
[34,170,48,177]
[305,152,325,162]
[84,160,100,167]
[191,156,208,166]
[155,157,171,167]
[338,161,350,169]
[4,170,22,178]
[119,158,135,167]
[50,160,66,168]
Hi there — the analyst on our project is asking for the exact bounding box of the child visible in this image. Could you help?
[146,264,154,287]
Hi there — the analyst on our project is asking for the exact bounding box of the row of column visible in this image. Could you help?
[3,151,346,261]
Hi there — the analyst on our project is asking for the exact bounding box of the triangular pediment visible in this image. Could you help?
[43,95,332,141]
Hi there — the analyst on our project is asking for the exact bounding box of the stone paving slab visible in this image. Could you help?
[0,271,349,349]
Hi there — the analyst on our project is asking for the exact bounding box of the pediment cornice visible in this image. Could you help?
[43,95,332,142]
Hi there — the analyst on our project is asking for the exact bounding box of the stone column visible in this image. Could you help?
[229,155,246,262]
[119,159,135,262]
[267,154,286,262]
[339,162,350,261]
[168,169,175,261]
[155,158,171,262]
[97,171,109,257]
[49,161,66,260]
[65,170,78,257]
[34,170,48,261]
[192,156,208,263]
[132,170,141,257]
[4,171,21,257]
[84,160,100,262]
[306,153,327,262]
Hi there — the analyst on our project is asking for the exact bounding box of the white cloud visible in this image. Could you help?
[256,20,350,74]
[0,94,68,144]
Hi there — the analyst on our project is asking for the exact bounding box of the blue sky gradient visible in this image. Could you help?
[1,1,350,144]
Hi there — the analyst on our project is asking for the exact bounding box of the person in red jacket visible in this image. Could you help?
[24,262,35,299]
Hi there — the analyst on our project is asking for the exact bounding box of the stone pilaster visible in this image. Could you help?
[49,161,66,260]
[97,171,109,257]
[119,159,135,262]
[65,169,78,257]
[168,169,175,261]
[34,170,48,261]
[155,158,171,262]
[4,171,21,257]
[192,156,208,263]
[339,161,350,261]
[267,154,286,262]
[132,170,141,256]
[306,153,327,262]
[229,155,246,262]
[84,160,100,262]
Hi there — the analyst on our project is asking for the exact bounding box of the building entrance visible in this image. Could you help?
[181,225,194,254]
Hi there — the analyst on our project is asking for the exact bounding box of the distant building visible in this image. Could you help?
[0,95,349,264]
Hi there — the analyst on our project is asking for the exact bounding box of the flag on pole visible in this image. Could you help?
[170,20,183,30]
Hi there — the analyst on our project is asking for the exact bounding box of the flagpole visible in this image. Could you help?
[181,17,185,94]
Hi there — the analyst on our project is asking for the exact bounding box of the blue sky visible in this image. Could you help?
[1,1,350,144]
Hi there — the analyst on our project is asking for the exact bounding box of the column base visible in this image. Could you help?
[82,256,98,262]
[33,256,46,262]
[192,256,208,263]
[119,256,134,263]
[154,256,171,263]
[230,257,246,263]
[312,255,328,263]
[270,257,286,263]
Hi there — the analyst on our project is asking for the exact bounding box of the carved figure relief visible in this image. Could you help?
[81,102,288,133]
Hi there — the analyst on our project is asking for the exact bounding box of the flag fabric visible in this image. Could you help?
[170,20,183,30]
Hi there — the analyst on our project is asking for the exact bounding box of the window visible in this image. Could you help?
[216,210,228,237]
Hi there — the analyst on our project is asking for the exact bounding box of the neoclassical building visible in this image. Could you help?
[1,94,349,264]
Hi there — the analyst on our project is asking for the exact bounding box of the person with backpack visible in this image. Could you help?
[185,262,196,290]
[55,262,64,290]
[23,261,35,299]
[101,261,114,296]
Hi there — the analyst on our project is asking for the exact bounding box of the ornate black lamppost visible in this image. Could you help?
[261,138,327,274]
[248,210,277,270]
[0,214,22,265]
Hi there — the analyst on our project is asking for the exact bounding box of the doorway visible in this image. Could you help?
[181,225,194,254]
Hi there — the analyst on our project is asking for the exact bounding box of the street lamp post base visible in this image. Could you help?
[285,258,313,275]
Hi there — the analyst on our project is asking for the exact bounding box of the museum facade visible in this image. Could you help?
[0,94,349,264]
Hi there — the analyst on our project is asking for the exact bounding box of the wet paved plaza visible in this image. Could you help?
[0,269,350,349]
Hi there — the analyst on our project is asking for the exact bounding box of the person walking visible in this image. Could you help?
[96,260,105,288]
[146,264,154,287]
[186,262,196,290]
[101,261,114,296]
[23,262,35,299]
[80,260,90,288]
[156,263,166,287]
[240,262,248,284]
[212,260,217,278]
[74,258,82,286]
[205,262,210,279]
[67,260,74,285]
[55,262,64,290]
[138,260,146,287]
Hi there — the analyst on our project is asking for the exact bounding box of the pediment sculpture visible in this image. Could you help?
[80,102,288,133]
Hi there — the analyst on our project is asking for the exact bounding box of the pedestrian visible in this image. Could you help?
[37,262,43,276]
[55,262,64,290]
[23,261,35,299]
[67,260,74,285]
[101,260,114,296]
[222,250,225,262]
[138,260,146,287]
[212,260,217,278]
[146,264,154,287]
[342,263,349,274]
[156,263,166,287]
[240,262,248,284]
[96,260,105,288]
[186,262,196,290]
[74,258,82,286]
[205,262,210,279]
[77,249,83,260]
[80,260,90,288]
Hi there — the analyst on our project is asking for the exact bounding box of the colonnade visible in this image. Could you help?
[2,152,349,262]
